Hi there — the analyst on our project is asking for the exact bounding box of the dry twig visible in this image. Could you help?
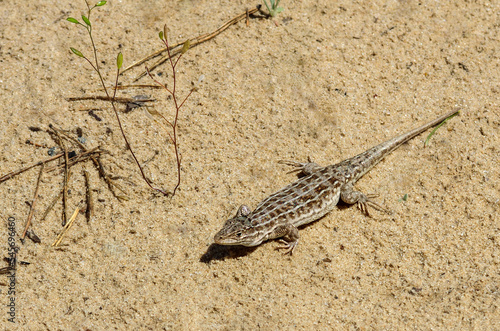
[84,169,93,222]
[51,126,128,199]
[44,147,101,172]
[40,183,66,222]
[0,153,64,183]
[51,127,70,226]
[22,164,45,240]
[67,95,155,104]
[52,205,81,247]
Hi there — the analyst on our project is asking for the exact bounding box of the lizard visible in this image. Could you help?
[213,110,459,255]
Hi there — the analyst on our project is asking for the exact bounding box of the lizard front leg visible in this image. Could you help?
[271,222,300,255]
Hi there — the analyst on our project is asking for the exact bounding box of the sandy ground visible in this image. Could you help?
[1,0,499,329]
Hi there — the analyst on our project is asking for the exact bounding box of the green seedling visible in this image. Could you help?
[263,0,284,17]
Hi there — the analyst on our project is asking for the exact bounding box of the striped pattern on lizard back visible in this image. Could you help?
[250,167,343,229]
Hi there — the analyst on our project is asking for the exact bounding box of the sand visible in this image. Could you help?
[0,0,499,329]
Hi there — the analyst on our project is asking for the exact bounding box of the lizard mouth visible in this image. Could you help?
[214,231,243,245]
[214,229,259,247]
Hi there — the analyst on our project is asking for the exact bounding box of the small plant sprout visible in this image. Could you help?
[67,1,169,196]
[398,193,408,202]
[67,1,107,86]
[263,0,284,17]
[146,24,195,197]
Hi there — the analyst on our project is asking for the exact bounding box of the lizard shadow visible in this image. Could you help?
[200,244,259,263]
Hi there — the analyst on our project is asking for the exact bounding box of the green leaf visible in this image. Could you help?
[263,0,284,17]
[95,1,107,6]
[82,15,91,27]
[263,0,272,14]
[67,17,80,24]
[398,193,408,202]
[181,40,190,54]
[159,31,164,41]
[117,52,123,69]
[70,47,84,58]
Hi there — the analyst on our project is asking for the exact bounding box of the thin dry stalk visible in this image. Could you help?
[100,84,163,90]
[44,147,101,172]
[84,169,93,222]
[67,95,155,104]
[52,128,70,226]
[0,153,64,183]
[146,25,195,196]
[53,127,128,199]
[108,68,168,196]
[40,185,65,222]
[52,205,81,247]
[22,164,45,240]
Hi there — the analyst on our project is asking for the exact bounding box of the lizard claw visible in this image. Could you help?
[278,159,322,176]
[276,239,298,255]
[278,160,305,174]
[357,193,389,216]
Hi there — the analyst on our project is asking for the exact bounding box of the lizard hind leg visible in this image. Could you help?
[340,183,388,216]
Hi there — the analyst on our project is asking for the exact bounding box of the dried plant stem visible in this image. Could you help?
[84,169,93,222]
[52,109,128,199]
[44,147,101,172]
[40,181,66,223]
[67,95,155,104]
[109,68,168,196]
[100,84,163,90]
[52,128,70,226]
[62,146,70,225]
[52,204,81,247]
[22,164,45,240]
[146,26,195,196]
[0,153,64,183]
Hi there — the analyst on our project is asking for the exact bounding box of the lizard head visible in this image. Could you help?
[214,205,261,247]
